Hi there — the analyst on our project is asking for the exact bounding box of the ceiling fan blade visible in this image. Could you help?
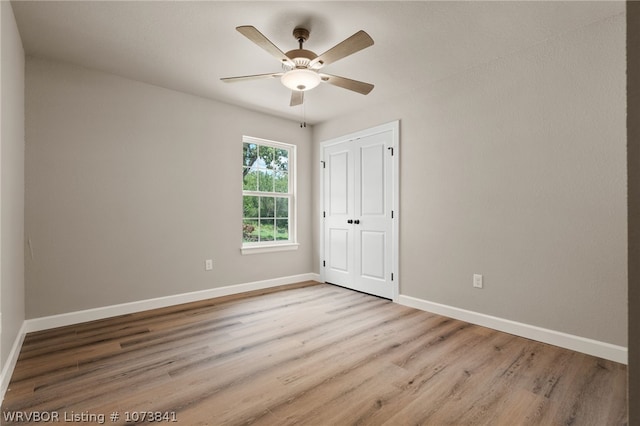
[310,30,374,68]
[236,26,295,67]
[320,73,374,95]
[290,91,304,107]
[221,72,283,82]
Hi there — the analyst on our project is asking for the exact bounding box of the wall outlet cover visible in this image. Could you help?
[473,274,483,288]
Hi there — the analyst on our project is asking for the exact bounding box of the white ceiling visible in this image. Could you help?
[11,1,624,125]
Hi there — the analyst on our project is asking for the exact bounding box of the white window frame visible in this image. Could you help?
[241,135,298,255]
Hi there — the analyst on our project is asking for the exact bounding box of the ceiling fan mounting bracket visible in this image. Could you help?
[292,27,310,44]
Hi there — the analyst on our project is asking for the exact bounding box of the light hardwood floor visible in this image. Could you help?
[2,282,627,425]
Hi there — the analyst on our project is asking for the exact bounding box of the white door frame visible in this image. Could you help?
[319,120,400,301]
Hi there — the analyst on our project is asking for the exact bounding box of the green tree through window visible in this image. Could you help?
[242,137,295,246]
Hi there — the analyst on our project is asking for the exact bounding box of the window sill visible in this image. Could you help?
[241,243,300,255]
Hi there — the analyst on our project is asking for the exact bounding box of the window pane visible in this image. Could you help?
[243,143,258,167]
[258,170,274,193]
[275,148,289,172]
[275,197,288,218]
[243,168,258,191]
[259,145,275,170]
[260,219,275,241]
[259,196,274,218]
[243,196,259,218]
[276,219,289,241]
[243,219,259,243]
[274,171,288,193]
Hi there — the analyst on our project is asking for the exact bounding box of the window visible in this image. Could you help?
[242,136,297,254]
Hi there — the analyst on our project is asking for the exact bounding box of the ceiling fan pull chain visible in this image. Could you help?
[300,101,307,128]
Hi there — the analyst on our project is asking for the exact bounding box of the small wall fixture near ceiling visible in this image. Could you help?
[221,26,375,107]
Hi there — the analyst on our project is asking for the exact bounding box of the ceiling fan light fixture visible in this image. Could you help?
[223,26,375,106]
[281,69,321,91]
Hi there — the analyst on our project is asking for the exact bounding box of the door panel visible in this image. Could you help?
[324,144,354,287]
[328,151,349,215]
[360,231,385,279]
[360,143,385,216]
[329,228,349,272]
[353,131,393,298]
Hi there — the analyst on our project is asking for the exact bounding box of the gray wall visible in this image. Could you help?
[313,14,627,347]
[627,1,639,423]
[0,2,26,366]
[25,58,313,318]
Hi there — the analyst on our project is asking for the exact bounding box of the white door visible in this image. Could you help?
[322,122,397,299]
[323,143,355,289]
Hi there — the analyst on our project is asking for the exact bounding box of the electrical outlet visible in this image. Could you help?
[205,259,213,271]
[473,274,483,289]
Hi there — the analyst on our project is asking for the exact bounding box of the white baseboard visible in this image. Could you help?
[398,295,627,365]
[25,273,321,333]
[0,322,27,402]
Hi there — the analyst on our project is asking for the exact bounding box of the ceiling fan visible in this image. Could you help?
[221,26,374,107]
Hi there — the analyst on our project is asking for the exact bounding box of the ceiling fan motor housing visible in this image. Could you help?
[283,49,319,70]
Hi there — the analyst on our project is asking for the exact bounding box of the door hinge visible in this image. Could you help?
[391,210,394,219]
[388,147,394,156]
[321,160,326,168]
[323,211,326,218]
[323,261,326,267]
[391,273,394,281]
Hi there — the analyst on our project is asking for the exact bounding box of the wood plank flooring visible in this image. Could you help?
[2,282,627,425]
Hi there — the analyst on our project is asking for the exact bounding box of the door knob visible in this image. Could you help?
[347,219,353,224]
[354,219,360,224]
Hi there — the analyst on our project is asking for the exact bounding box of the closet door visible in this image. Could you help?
[323,143,355,289]
[353,131,393,298]
[322,127,394,299]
